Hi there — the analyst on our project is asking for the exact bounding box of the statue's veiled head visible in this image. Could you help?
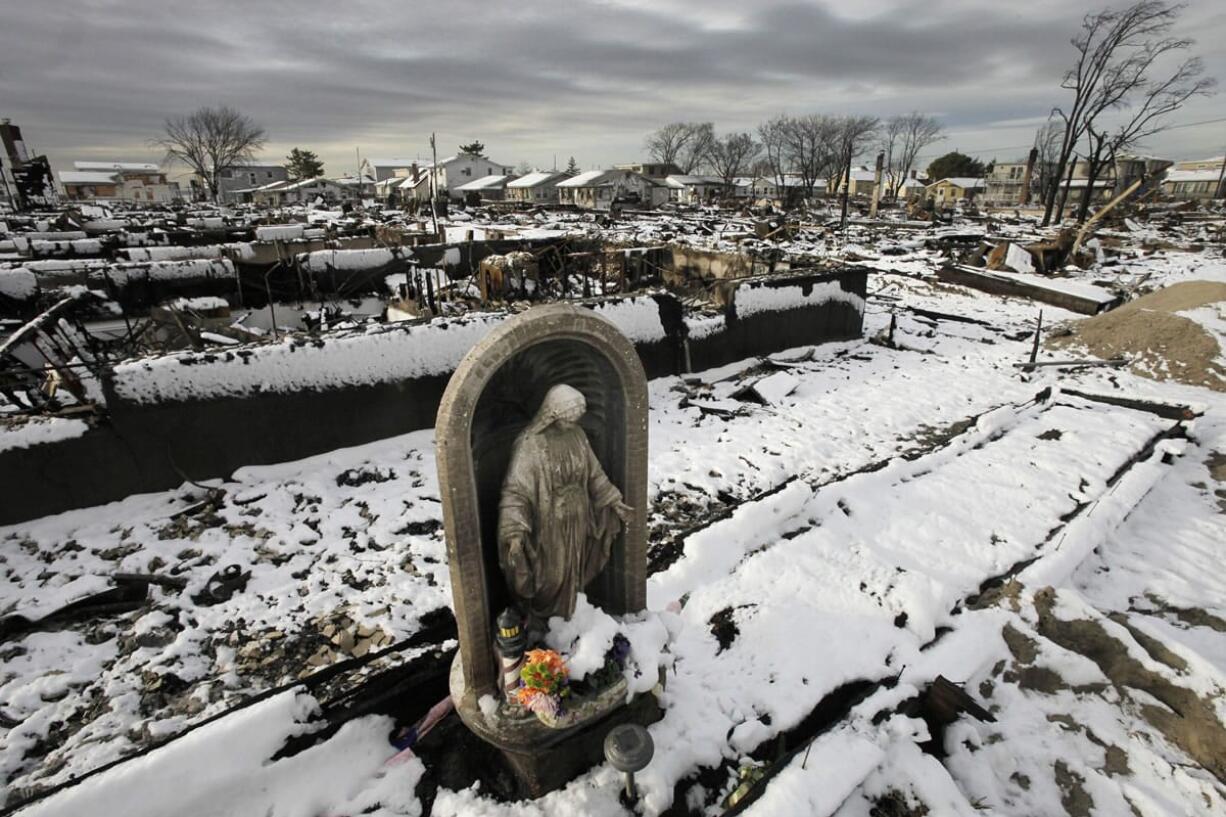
[530,384,587,431]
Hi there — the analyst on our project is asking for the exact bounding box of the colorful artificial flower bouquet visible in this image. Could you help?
[517,648,570,718]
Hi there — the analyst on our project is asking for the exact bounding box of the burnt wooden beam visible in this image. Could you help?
[936,265,1121,316]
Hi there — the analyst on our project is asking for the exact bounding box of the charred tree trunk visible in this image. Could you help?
[1041,138,1076,226]
[1055,157,1077,223]
[1075,141,1108,225]
[869,152,884,218]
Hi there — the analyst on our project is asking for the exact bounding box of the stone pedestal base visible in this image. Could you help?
[449,655,663,798]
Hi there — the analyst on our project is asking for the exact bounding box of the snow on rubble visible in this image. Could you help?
[107,284,863,406]
[0,417,90,454]
[110,312,508,403]
[2,217,1226,816]
[733,276,864,320]
[106,296,674,403]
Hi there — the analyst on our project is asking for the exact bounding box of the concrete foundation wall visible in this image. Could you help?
[0,269,867,525]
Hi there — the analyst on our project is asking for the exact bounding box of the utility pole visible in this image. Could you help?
[1215,149,1226,200]
[429,132,440,240]
[1019,147,1038,206]
[869,152,884,218]
[839,162,852,230]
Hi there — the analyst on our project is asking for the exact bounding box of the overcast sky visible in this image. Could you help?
[2,0,1223,179]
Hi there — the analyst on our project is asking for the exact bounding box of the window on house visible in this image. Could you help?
[463,168,471,176]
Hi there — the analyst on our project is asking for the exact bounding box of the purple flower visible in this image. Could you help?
[607,633,631,668]
[525,692,560,718]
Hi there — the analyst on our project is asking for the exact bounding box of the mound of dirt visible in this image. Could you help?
[1125,281,1226,313]
[1048,280,1226,392]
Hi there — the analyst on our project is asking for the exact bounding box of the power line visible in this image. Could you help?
[913,115,1226,163]
[918,143,1033,159]
[1164,115,1226,131]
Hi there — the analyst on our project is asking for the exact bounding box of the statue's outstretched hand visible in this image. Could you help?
[612,501,634,523]
[506,536,535,596]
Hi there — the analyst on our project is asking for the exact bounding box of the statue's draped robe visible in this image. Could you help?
[498,423,623,622]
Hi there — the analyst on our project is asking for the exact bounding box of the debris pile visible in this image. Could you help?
[308,609,395,669]
[1049,280,1226,391]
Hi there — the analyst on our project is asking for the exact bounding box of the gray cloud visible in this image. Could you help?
[1,0,1221,176]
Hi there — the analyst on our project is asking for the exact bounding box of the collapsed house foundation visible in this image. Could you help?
[0,241,867,524]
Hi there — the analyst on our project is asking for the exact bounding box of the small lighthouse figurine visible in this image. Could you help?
[494,607,528,704]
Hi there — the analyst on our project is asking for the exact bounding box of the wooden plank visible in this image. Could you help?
[936,265,1121,316]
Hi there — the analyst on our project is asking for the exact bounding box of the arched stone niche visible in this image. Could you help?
[436,304,649,700]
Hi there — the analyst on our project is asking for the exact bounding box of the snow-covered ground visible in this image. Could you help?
[2,220,1225,816]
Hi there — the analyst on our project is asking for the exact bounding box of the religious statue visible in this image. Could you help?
[498,384,634,628]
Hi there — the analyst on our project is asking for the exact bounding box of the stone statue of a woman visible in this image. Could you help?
[498,384,633,628]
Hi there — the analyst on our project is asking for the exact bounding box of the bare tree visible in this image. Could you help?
[645,123,690,170]
[153,106,266,203]
[1042,1,1186,225]
[1075,52,1214,221]
[882,112,944,198]
[877,117,905,198]
[757,115,792,198]
[678,122,715,174]
[833,115,880,228]
[1033,119,1065,207]
[783,114,840,200]
[644,122,714,174]
[708,132,759,197]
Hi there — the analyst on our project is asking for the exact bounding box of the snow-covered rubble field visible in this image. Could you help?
[2,231,1226,816]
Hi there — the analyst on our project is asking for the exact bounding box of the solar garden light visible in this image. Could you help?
[604,723,654,801]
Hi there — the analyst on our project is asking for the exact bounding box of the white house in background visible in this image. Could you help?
[59,171,123,201]
[738,174,812,202]
[556,169,669,210]
[740,176,778,199]
[398,173,432,203]
[374,177,403,199]
[374,166,432,204]
[1172,155,1224,173]
[361,157,427,182]
[1162,168,1223,200]
[898,174,932,201]
[613,162,682,179]
[62,161,179,203]
[1060,177,1116,203]
[506,171,574,205]
[455,174,516,202]
[664,175,724,205]
[333,174,377,199]
[831,167,877,197]
[1162,156,1223,200]
[249,177,352,207]
[431,154,514,197]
